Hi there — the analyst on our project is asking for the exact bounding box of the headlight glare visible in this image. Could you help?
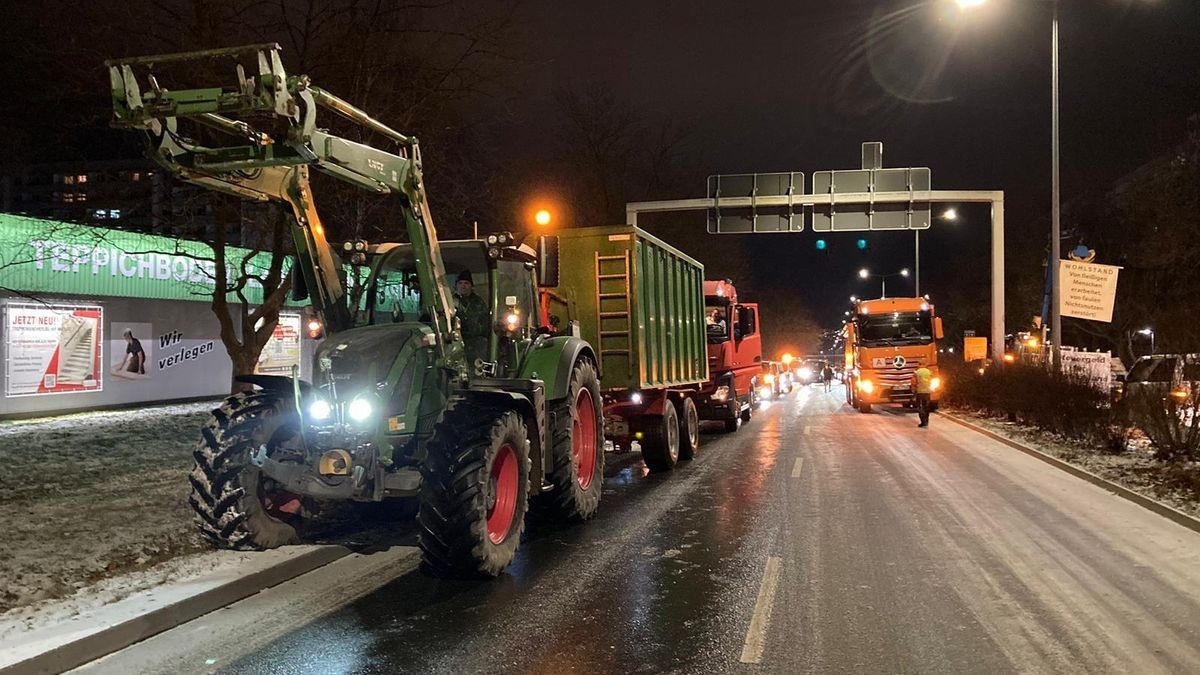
[309,398,333,421]
[348,397,374,422]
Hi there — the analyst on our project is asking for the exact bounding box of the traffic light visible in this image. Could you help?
[856,238,868,251]
[815,239,827,251]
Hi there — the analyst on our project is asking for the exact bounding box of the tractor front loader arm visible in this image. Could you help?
[106,44,460,367]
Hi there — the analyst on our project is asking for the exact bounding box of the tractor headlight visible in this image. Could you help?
[799,367,813,380]
[348,397,374,423]
[931,377,942,391]
[858,379,875,394]
[309,398,333,421]
[712,385,730,402]
[631,391,643,405]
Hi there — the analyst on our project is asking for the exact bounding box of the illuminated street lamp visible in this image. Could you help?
[534,209,553,227]
[954,0,1063,370]
[1138,327,1155,355]
[858,268,911,299]
[941,208,958,222]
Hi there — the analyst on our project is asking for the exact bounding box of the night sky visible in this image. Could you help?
[488,0,1200,343]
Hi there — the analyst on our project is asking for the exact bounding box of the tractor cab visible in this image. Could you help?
[361,236,540,379]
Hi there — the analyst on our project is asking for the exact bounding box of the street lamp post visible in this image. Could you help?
[956,0,1062,371]
[1138,327,1155,355]
[859,267,910,299]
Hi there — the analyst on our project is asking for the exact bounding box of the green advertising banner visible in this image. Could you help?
[0,214,292,304]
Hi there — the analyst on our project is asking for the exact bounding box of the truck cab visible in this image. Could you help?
[844,297,944,413]
[696,279,762,431]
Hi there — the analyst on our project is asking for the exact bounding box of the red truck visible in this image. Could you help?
[696,280,763,431]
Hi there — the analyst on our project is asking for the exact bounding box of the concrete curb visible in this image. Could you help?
[1,545,352,675]
[943,412,1200,537]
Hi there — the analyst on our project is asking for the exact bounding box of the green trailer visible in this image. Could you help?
[543,225,708,471]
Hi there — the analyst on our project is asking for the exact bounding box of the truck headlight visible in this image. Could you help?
[799,367,813,380]
[764,373,775,385]
[348,397,374,422]
[309,398,333,421]
[858,379,874,394]
[931,377,942,391]
[712,385,730,403]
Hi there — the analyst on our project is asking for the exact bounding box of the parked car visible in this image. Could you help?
[1124,353,1200,400]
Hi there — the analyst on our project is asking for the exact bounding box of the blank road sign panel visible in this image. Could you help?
[811,167,931,232]
[706,172,804,234]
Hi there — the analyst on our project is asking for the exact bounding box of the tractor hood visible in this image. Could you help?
[314,323,427,400]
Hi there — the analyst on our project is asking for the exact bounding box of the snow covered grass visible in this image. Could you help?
[0,401,218,612]
[956,411,1200,519]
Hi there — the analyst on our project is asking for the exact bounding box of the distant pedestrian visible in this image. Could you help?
[821,363,834,392]
[912,365,934,427]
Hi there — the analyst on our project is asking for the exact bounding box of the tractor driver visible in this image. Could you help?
[455,269,489,365]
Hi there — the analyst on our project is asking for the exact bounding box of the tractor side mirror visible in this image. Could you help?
[537,235,560,288]
[934,317,944,340]
[290,265,309,302]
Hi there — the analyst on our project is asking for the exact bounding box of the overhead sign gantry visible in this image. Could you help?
[626,142,1006,361]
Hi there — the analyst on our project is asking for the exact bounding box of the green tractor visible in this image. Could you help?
[107,44,604,576]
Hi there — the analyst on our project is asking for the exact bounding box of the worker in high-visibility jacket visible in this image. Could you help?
[912,365,934,428]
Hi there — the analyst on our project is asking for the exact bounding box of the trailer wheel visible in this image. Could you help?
[419,407,530,577]
[640,402,680,472]
[677,397,700,461]
[535,358,604,521]
[188,392,305,551]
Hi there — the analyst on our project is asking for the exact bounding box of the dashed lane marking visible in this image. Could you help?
[739,555,783,664]
[791,458,804,479]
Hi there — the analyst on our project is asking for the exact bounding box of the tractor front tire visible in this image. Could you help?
[536,358,604,521]
[419,407,530,577]
[640,402,680,473]
[188,392,304,550]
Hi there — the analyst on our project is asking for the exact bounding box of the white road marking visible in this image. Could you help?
[791,458,804,479]
[739,555,783,664]
[803,425,811,435]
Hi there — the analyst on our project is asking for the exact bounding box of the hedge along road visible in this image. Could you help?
[78,385,1200,674]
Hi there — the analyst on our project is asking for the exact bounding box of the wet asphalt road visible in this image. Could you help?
[82,385,1200,674]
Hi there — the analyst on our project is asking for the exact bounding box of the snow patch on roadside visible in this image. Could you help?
[0,401,219,613]
[0,549,255,643]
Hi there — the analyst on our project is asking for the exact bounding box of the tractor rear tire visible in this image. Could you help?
[535,358,604,521]
[640,402,680,472]
[418,407,530,577]
[677,397,700,461]
[188,392,304,550]
[741,390,754,425]
[858,401,872,414]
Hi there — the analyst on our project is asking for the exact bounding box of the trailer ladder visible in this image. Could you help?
[595,252,633,373]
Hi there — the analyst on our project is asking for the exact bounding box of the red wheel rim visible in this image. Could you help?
[486,443,519,544]
[573,388,598,490]
[260,480,303,519]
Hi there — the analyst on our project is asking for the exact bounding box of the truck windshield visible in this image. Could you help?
[705,301,730,343]
[858,313,932,346]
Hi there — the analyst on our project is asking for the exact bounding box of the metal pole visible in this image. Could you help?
[881,277,886,299]
[991,196,1005,362]
[915,230,921,296]
[1050,0,1062,371]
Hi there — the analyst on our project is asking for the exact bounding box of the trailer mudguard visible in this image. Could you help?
[519,336,596,403]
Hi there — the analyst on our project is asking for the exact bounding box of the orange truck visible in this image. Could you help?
[844,297,944,413]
